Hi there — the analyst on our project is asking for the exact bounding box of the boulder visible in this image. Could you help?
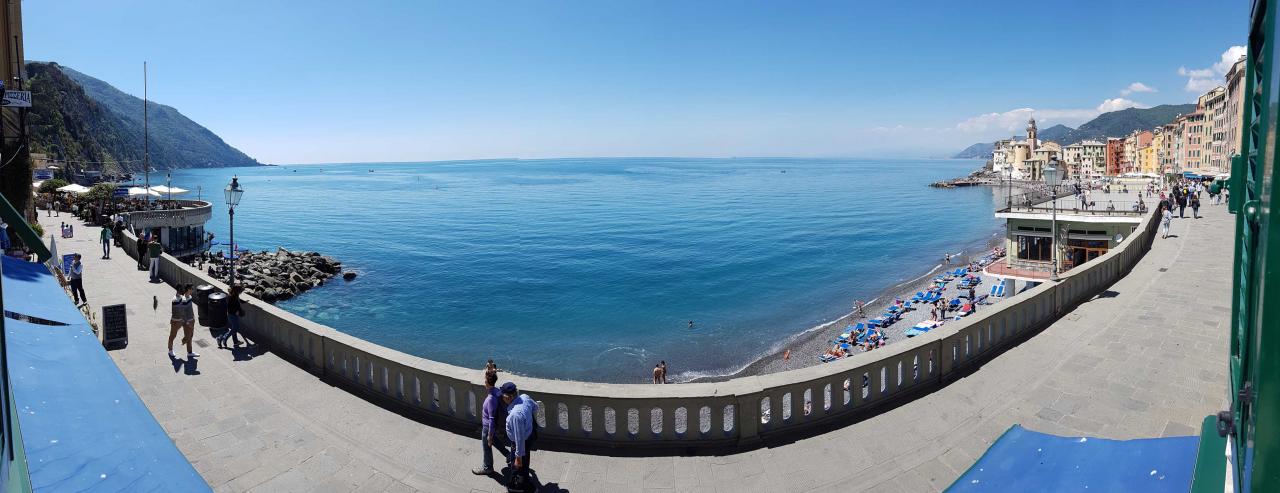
[343,271,357,281]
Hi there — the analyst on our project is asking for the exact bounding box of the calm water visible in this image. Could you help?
[168,158,999,382]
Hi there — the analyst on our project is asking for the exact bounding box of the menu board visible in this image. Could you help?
[101,304,128,347]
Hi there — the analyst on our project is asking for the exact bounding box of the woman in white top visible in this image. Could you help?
[167,284,199,359]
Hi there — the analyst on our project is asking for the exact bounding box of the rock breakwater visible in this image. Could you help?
[205,247,351,302]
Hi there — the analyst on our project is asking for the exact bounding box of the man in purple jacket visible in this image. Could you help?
[472,370,508,475]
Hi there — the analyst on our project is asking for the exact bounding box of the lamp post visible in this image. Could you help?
[224,176,243,287]
[166,171,172,202]
[1044,162,1061,281]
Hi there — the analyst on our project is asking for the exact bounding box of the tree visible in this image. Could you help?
[85,183,114,202]
[37,178,69,194]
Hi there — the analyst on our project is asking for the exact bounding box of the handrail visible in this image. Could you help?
[0,194,49,263]
[122,205,1161,452]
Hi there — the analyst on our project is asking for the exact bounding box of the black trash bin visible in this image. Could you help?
[206,292,229,329]
[195,284,217,326]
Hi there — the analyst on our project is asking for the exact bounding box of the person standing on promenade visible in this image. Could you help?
[68,254,87,306]
[218,285,249,348]
[1191,193,1202,219]
[147,235,163,283]
[168,284,199,359]
[1176,189,1187,218]
[501,383,538,489]
[1161,205,1173,239]
[471,370,509,476]
[99,224,112,259]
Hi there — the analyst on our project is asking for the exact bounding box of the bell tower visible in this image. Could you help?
[1027,117,1038,156]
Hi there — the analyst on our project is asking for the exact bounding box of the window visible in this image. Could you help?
[1016,235,1053,262]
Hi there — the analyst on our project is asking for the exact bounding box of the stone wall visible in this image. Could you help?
[119,207,1160,453]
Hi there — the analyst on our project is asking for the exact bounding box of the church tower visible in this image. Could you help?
[1027,117,1038,156]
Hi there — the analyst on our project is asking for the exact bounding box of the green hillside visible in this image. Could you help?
[26,61,261,173]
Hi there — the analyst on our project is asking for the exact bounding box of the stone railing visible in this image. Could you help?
[119,200,213,230]
[119,207,1160,452]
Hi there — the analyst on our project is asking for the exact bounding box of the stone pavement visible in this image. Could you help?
[37,204,1231,493]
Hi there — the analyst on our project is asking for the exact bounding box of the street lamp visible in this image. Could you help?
[224,176,243,286]
[1044,162,1061,281]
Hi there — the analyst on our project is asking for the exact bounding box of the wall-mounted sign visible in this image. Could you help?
[2,90,31,107]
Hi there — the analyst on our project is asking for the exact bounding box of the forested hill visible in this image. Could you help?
[26,61,261,173]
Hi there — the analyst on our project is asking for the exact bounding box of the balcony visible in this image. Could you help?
[120,200,213,229]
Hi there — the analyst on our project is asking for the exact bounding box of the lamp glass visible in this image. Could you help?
[224,176,243,207]
[1044,166,1060,188]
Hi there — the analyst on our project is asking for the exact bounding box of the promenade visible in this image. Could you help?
[38,204,1230,493]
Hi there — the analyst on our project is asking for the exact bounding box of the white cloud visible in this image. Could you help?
[955,98,1147,134]
[1097,98,1147,113]
[1120,82,1156,96]
[1180,45,1246,92]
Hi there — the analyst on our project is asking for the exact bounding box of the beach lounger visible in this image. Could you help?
[974,294,990,305]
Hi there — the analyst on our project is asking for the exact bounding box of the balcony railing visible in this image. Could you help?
[120,200,213,229]
[997,200,1149,217]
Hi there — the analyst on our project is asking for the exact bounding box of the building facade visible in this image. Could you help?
[1200,86,1229,172]
[1225,56,1247,171]
[1106,138,1124,176]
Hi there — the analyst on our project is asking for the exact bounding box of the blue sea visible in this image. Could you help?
[167,158,1000,382]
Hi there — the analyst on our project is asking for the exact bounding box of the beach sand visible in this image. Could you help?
[690,239,1008,383]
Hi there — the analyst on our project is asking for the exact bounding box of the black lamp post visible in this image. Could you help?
[224,176,243,286]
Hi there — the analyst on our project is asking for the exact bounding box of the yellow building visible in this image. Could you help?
[1138,144,1157,174]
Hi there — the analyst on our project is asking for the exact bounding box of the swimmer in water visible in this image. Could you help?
[688,321,694,329]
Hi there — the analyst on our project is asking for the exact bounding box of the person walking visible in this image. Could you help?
[218,285,249,347]
[147,235,163,283]
[501,383,538,489]
[471,370,509,476]
[1176,190,1187,218]
[1191,193,1202,219]
[99,225,112,259]
[167,284,198,359]
[1161,205,1173,239]
[68,254,87,306]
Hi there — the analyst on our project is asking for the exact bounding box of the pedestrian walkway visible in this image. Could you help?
[37,204,1230,493]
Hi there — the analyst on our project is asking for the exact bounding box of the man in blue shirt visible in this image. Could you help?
[471,370,508,476]
[501,382,538,483]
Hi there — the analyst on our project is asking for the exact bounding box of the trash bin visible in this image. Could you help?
[205,292,228,329]
[195,284,217,326]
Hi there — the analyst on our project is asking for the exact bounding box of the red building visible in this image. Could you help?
[1105,138,1124,176]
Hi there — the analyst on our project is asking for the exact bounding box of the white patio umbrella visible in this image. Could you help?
[127,186,161,197]
[56,184,91,194]
[148,185,189,195]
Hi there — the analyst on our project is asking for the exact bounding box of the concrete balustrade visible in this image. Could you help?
[116,207,1159,452]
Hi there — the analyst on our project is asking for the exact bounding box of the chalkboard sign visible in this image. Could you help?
[101,304,128,348]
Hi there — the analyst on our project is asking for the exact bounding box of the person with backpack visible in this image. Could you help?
[1191,193,1202,219]
[501,382,538,490]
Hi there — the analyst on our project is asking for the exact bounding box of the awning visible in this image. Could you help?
[2,257,208,491]
[55,184,91,194]
[148,185,189,195]
[127,186,160,197]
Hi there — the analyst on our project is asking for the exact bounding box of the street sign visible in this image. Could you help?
[2,90,31,108]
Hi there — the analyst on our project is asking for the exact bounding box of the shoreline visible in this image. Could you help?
[685,179,1030,384]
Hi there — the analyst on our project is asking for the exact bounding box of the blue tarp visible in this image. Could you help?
[947,425,1198,492]
[2,257,208,491]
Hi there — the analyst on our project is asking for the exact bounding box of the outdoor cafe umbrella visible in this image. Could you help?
[148,185,189,195]
[127,186,161,197]
[56,184,91,194]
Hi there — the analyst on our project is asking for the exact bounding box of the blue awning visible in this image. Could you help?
[949,424,1197,492]
[2,257,208,491]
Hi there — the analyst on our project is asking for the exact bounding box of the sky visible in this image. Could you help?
[24,0,1251,164]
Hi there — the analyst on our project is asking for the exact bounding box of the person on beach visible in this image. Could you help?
[944,253,951,265]
[486,359,499,374]
[68,254,87,306]
[501,382,538,487]
[168,284,198,360]
[471,370,509,476]
[855,300,866,319]
[653,363,662,384]
[148,235,163,282]
[218,285,249,347]
[659,361,668,384]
